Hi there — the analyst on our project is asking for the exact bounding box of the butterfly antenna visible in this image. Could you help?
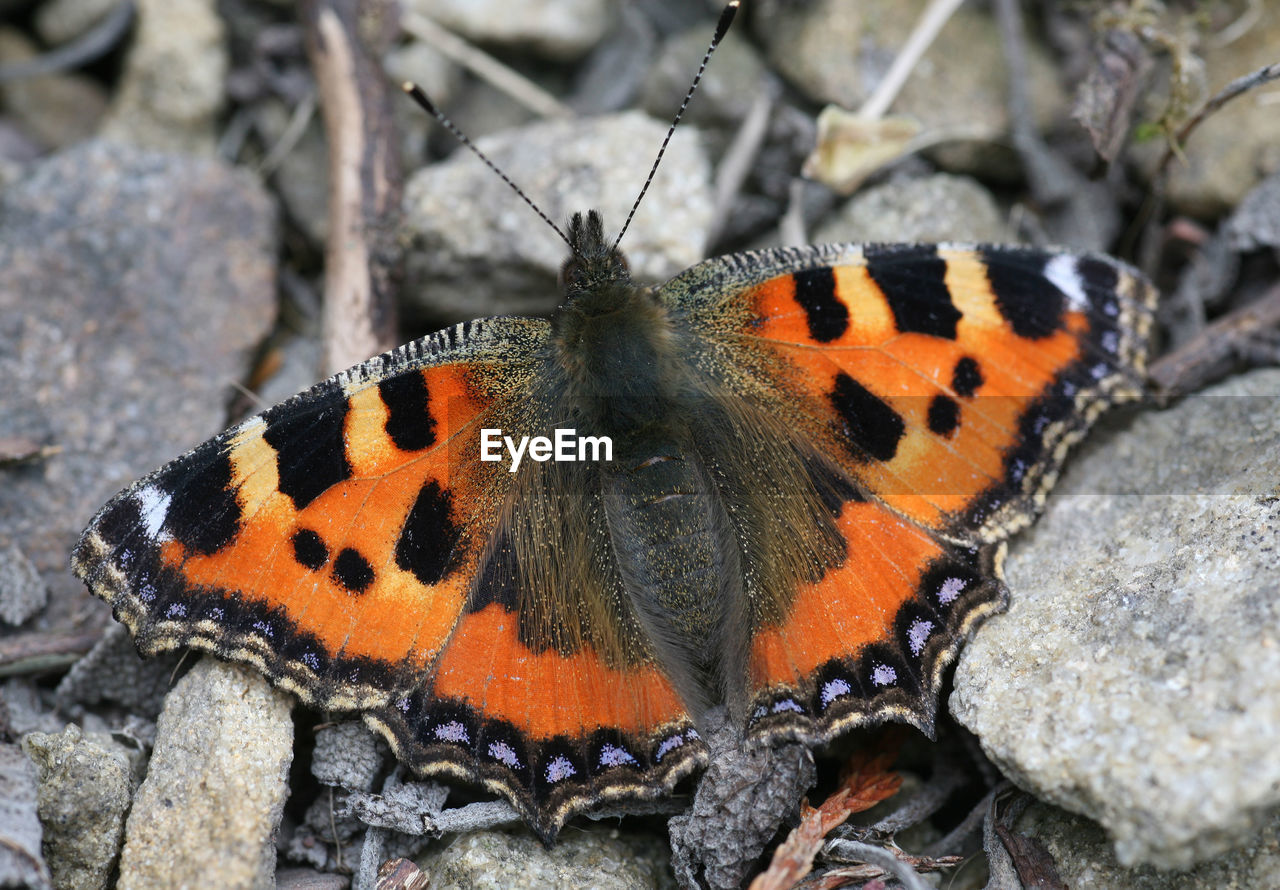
[612,0,740,251]
[401,82,572,248]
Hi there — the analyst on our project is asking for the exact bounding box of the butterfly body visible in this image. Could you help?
[74,207,1155,840]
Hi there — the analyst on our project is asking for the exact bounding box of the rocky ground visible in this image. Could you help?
[2,1,1279,889]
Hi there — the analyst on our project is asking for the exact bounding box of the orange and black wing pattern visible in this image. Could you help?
[75,320,542,710]
[73,316,703,841]
[76,238,1155,843]
[662,242,1155,742]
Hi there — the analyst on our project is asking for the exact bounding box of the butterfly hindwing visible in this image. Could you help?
[367,453,704,841]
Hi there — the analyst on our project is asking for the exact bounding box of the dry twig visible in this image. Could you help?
[706,86,776,250]
[300,0,403,373]
[0,0,135,83]
[858,0,966,120]
[1148,280,1280,397]
[1138,61,1280,273]
[0,631,99,676]
[1154,62,1280,183]
[749,747,903,890]
[400,10,573,120]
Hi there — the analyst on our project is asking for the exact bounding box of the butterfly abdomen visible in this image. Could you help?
[602,434,741,718]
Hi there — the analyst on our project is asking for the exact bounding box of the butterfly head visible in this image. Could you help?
[559,210,631,302]
[551,210,678,433]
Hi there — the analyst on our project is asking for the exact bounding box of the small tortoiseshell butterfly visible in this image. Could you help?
[72,2,1156,845]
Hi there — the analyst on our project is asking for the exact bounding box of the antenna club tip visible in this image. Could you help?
[715,2,740,40]
[402,82,439,115]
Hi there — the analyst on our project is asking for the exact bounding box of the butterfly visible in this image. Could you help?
[71,5,1156,848]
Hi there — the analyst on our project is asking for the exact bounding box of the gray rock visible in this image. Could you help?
[1018,801,1280,889]
[383,41,461,106]
[567,4,656,115]
[891,2,1064,179]
[383,40,463,164]
[0,743,51,890]
[117,659,293,890]
[56,625,177,717]
[257,99,330,247]
[1226,168,1280,253]
[100,0,228,154]
[750,0,875,109]
[951,368,1280,869]
[33,0,118,45]
[0,543,46,626]
[311,721,387,793]
[405,0,617,62]
[2,679,64,738]
[21,724,132,890]
[0,27,108,149]
[813,173,1014,245]
[640,23,771,130]
[401,110,712,321]
[754,0,1064,179]
[0,139,276,615]
[275,869,349,890]
[418,826,675,890]
[0,118,43,168]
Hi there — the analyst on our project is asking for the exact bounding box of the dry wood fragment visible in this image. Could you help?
[300,0,403,374]
[1149,281,1280,397]
[750,747,903,890]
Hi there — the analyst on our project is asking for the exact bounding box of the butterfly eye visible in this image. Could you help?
[559,258,582,290]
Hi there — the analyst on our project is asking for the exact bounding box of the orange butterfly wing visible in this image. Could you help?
[661,243,1155,740]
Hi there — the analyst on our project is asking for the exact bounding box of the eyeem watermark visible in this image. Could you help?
[480,428,613,472]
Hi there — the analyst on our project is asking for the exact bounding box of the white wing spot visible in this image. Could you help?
[821,678,852,706]
[598,744,638,768]
[434,721,469,744]
[871,664,897,687]
[135,486,172,539]
[908,619,934,655]
[656,733,684,762]
[545,755,576,783]
[771,699,803,714]
[1044,254,1090,310]
[488,741,521,769]
[938,577,967,604]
